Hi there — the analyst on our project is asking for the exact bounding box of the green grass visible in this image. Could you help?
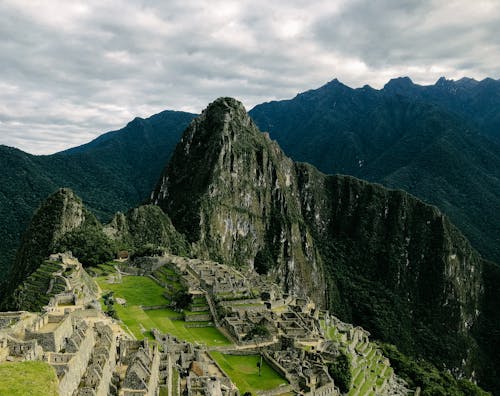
[185,310,210,315]
[97,275,230,346]
[97,275,168,306]
[0,361,59,396]
[172,366,179,396]
[211,352,288,394]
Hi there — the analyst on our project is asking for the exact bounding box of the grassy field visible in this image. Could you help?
[211,352,288,394]
[97,275,231,346]
[97,275,168,306]
[0,361,59,396]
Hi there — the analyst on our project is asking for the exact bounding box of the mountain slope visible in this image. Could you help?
[383,76,500,140]
[0,188,94,305]
[151,98,495,390]
[249,79,500,263]
[0,110,195,277]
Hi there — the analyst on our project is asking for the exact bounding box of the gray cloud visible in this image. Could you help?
[0,0,499,154]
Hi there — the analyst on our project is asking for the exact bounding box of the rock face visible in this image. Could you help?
[151,98,326,305]
[151,98,489,386]
[296,166,483,373]
[2,188,93,305]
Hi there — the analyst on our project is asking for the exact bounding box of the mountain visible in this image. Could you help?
[151,98,326,304]
[0,188,97,305]
[1,77,499,281]
[383,76,500,140]
[104,204,189,257]
[0,110,195,278]
[1,190,189,307]
[2,97,498,393]
[249,78,500,264]
[151,98,497,391]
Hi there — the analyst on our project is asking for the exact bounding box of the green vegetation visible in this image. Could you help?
[380,343,490,396]
[327,352,351,393]
[0,111,195,285]
[96,275,230,346]
[172,290,192,310]
[9,260,65,311]
[97,275,168,306]
[112,205,190,258]
[243,323,271,341]
[55,224,116,267]
[87,261,116,276]
[210,352,287,394]
[0,361,59,396]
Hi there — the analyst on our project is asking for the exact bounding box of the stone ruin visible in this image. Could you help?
[152,331,238,396]
[0,252,412,396]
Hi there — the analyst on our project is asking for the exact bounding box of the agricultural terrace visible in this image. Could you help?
[321,320,394,395]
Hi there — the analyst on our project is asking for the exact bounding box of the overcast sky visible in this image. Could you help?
[1,0,499,154]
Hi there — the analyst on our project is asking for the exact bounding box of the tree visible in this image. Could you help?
[328,352,352,393]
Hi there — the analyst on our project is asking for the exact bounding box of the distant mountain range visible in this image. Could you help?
[250,77,500,264]
[0,76,498,277]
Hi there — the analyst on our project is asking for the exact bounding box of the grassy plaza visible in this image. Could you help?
[97,275,230,346]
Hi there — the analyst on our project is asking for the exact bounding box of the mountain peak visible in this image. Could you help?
[435,76,452,86]
[204,97,246,113]
[383,76,415,92]
[150,98,327,302]
[150,97,264,241]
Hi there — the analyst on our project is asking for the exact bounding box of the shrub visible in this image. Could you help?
[328,352,352,393]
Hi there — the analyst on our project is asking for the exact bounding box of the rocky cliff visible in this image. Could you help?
[151,98,326,305]
[296,166,483,374]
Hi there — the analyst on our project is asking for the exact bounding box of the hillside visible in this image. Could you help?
[249,78,500,263]
[383,76,500,140]
[0,110,195,277]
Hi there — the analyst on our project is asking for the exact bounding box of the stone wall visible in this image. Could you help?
[6,337,42,360]
[0,338,9,361]
[78,322,117,396]
[56,323,96,396]
[25,314,74,352]
[184,313,212,322]
[122,344,161,396]
[262,352,293,384]
[0,312,24,329]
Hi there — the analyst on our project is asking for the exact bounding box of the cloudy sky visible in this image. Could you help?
[1,0,499,154]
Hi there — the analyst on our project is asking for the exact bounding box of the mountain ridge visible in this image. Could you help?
[249,77,500,263]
